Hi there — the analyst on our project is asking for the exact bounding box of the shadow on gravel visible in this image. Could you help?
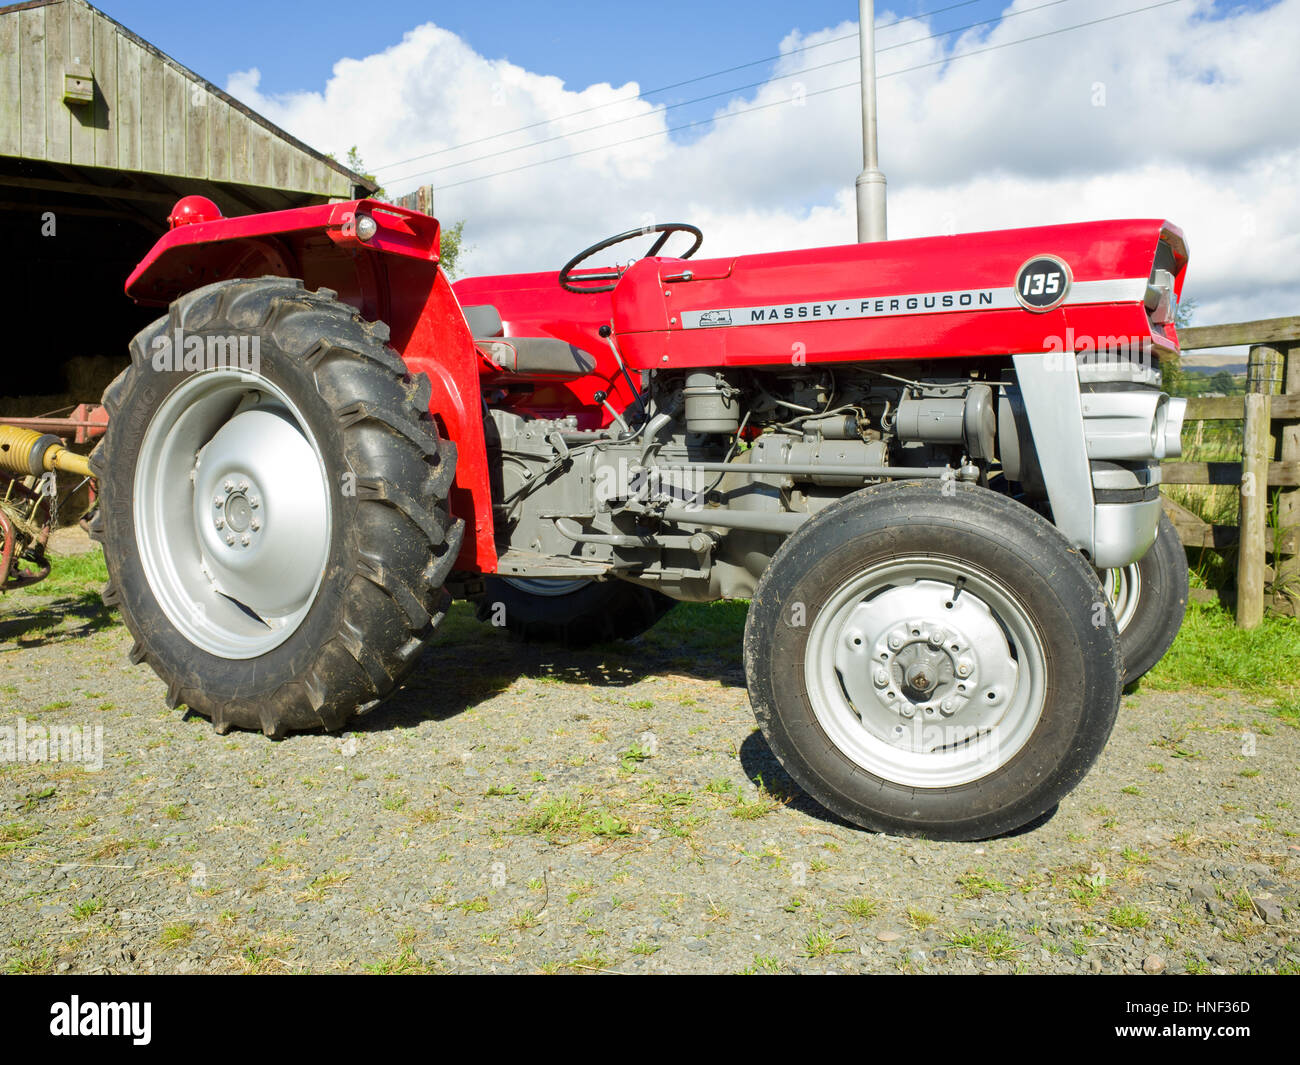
[736,728,1063,840]
[359,599,750,734]
[0,592,115,650]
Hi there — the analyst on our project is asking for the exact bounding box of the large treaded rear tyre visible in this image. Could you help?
[744,481,1122,841]
[90,277,461,737]
[1103,512,1189,686]
[474,577,676,648]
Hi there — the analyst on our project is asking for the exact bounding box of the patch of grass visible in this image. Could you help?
[956,870,1008,899]
[296,871,351,903]
[1145,600,1300,718]
[904,906,937,931]
[0,822,42,852]
[34,549,109,598]
[70,897,103,922]
[516,795,632,844]
[843,896,881,920]
[800,928,849,958]
[949,926,1020,960]
[1107,903,1151,930]
[160,923,195,948]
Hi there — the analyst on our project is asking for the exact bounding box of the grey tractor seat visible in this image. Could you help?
[464,304,597,380]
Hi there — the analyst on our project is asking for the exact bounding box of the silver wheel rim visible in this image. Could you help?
[803,556,1048,789]
[133,369,332,659]
[1102,565,1142,634]
[502,577,591,597]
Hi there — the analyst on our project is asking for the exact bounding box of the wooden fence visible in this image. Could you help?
[1161,316,1300,627]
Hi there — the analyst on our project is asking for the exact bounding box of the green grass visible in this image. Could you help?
[28,549,109,599]
[1143,600,1300,720]
[516,795,632,844]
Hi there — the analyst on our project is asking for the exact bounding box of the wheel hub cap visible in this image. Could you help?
[806,559,1047,788]
[134,371,332,659]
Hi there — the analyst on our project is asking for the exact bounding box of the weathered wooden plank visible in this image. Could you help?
[138,49,165,173]
[92,9,116,167]
[227,111,250,186]
[250,123,273,188]
[0,13,21,156]
[67,0,95,165]
[1183,393,1300,421]
[1161,460,1300,487]
[161,63,185,173]
[18,7,46,159]
[1181,317,1300,350]
[208,102,229,183]
[115,32,140,170]
[42,0,69,164]
[271,136,291,190]
[185,78,208,178]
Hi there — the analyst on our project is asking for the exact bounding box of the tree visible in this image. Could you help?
[344,146,385,200]
[1209,370,1237,395]
[1162,296,1200,396]
[438,220,468,279]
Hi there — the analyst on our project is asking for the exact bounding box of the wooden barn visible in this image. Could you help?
[0,0,374,411]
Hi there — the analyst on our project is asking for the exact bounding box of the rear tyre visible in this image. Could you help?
[90,277,461,737]
[744,481,1122,841]
[1102,512,1188,685]
[475,577,676,648]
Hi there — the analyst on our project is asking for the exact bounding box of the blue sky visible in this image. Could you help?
[95,1,1299,322]
[102,0,1275,124]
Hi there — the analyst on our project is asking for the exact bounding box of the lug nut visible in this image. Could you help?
[940,698,955,716]
[240,534,250,546]
[873,667,889,688]
[250,519,260,532]
[928,629,946,648]
[225,533,235,545]
[899,704,915,718]
[956,660,972,677]
[223,480,234,492]
[249,496,260,509]
[887,631,905,650]
[238,481,249,492]
[215,518,225,529]
[214,496,224,508]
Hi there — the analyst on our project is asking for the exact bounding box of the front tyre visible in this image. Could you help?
[744,481,1122,841]
[91,278,461,737]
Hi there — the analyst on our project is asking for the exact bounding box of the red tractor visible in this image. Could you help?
[93,196,1189,840]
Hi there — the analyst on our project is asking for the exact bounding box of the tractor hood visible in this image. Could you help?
[610,219,1187,371]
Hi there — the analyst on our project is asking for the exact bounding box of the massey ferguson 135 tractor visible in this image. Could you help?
[92,196,1190,840]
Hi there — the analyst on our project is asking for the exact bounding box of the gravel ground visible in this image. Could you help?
[1,550,1296,975]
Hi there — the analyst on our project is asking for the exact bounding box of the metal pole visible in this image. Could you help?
[856,0,887,242]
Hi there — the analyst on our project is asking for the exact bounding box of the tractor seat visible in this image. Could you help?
[464,304,597,380]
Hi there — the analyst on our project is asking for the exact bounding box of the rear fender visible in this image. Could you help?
[125,199,496,572]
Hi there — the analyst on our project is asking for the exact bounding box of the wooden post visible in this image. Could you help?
[1237,345,1282,627]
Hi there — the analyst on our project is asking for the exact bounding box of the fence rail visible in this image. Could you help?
[1161,317,1299,627]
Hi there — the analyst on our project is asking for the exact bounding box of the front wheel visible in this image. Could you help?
[744,482,1122,841]
[1102,512,1188,685]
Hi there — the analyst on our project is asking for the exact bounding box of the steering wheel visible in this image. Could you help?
[558,223,703,294]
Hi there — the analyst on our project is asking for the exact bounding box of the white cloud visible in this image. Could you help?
[225,0,1300,325]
